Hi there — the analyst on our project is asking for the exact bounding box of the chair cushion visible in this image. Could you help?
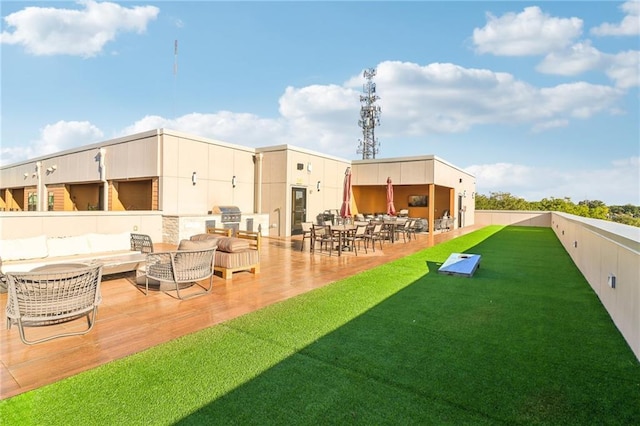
[190,233,220,242]
[215,249,259,269]
[178,239,218,251]
[0,235,49,261]
[87,232,131,253]
[216,237,250,253]
[47,235,92,257]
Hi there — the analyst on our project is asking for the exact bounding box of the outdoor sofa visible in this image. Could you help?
[190,228,261,280]
[0,232,153,292]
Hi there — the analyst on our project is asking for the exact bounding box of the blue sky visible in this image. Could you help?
[1,1,639,205]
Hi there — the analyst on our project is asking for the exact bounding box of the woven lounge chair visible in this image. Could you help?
[5,263,103,345]
[144,244,217,300]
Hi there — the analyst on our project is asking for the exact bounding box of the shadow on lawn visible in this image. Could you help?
[177,226,640,425]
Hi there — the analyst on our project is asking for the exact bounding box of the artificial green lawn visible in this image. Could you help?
[2,226,639,425]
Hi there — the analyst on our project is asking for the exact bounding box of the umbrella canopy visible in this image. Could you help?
[340,167,352,218]
[386,177,396,215]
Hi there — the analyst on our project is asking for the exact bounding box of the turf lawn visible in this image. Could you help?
[1,225,639,425]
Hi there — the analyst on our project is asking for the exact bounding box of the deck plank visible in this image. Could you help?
[0,228,478,399]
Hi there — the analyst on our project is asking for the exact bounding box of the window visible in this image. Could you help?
[48,192,54,211]
[27,192,37,211]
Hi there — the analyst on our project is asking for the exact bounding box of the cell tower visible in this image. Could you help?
[357,68,382,159]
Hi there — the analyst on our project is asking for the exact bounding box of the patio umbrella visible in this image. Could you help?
[386,177,396,215]
[340,167,352,219]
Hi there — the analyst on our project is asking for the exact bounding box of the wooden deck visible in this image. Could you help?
[0,227,480,400]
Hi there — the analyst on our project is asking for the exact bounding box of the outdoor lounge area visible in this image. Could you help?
[1,223,638,424]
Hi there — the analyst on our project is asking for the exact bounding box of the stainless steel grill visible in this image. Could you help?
[212,206,241,236]
[212,206,242,223]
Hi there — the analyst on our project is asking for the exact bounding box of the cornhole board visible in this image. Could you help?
[438,253,481,277]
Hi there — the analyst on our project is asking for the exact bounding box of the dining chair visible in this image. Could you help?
[311,224,337,256]
[365,223,384,252]
[398,219,414,242]
[300,222,313,251]
[346,224,369,255]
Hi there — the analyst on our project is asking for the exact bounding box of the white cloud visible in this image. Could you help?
[537,42,639,89]
[0,120,103,166]
[473,6,583,56]
[539,82,623,118]
[605,50,640,89]
[591,0,640,36]
[4,60,627,166]
[466,157,640,205]
[36,120,104,156]
[0,0,159,57]
[531,119,569,133]
[536,41,606,76]
[352,61,621,136]
[473,3,638,87]
[121,112,286,147]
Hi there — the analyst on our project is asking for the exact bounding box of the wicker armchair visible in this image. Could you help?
[130,233,154,253]
[144,246,216,300]
[5,263,103,345]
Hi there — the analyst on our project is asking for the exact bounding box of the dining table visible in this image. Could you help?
[330,224,356,256]
[382,220,400,244]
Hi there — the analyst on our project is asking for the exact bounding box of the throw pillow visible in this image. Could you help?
[216,237,250,253]
[178,239,217,251]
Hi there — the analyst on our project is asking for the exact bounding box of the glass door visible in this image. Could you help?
[291,187,307,235]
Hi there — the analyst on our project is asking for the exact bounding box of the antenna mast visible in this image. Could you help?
[357,68,381,159]
[173,40,178,116]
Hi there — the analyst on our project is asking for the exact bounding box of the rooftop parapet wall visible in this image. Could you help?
[476,209,639,362]
[551,212,639,362]
[475,210,551,227]
[0,211,163,243]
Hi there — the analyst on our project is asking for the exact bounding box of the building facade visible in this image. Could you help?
[0,128,476,238]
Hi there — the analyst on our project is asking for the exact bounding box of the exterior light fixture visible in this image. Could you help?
[232,175,236,188]
[192,172,197,186]
[316,181,321,191]
[23,172,29,178]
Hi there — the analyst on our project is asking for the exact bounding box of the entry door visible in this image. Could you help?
[291,187,307,235]
[458,194,463,228]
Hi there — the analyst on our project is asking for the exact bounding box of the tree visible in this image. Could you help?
[475,194,634,227]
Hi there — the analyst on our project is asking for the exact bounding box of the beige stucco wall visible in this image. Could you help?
[551,212,639,362]
[0,211,163,242]
[1,129,477,237]
[475,210,552,227]
[257,145,351,237]
[158,131,256,215]
[352,156,476,228]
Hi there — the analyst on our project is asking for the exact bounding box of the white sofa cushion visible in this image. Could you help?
[47,235,92,257]
[0,235,49,261]
[87,232,131,253]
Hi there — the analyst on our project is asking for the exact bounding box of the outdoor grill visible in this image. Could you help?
[213,205,241,222]
[211,205,242,236]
